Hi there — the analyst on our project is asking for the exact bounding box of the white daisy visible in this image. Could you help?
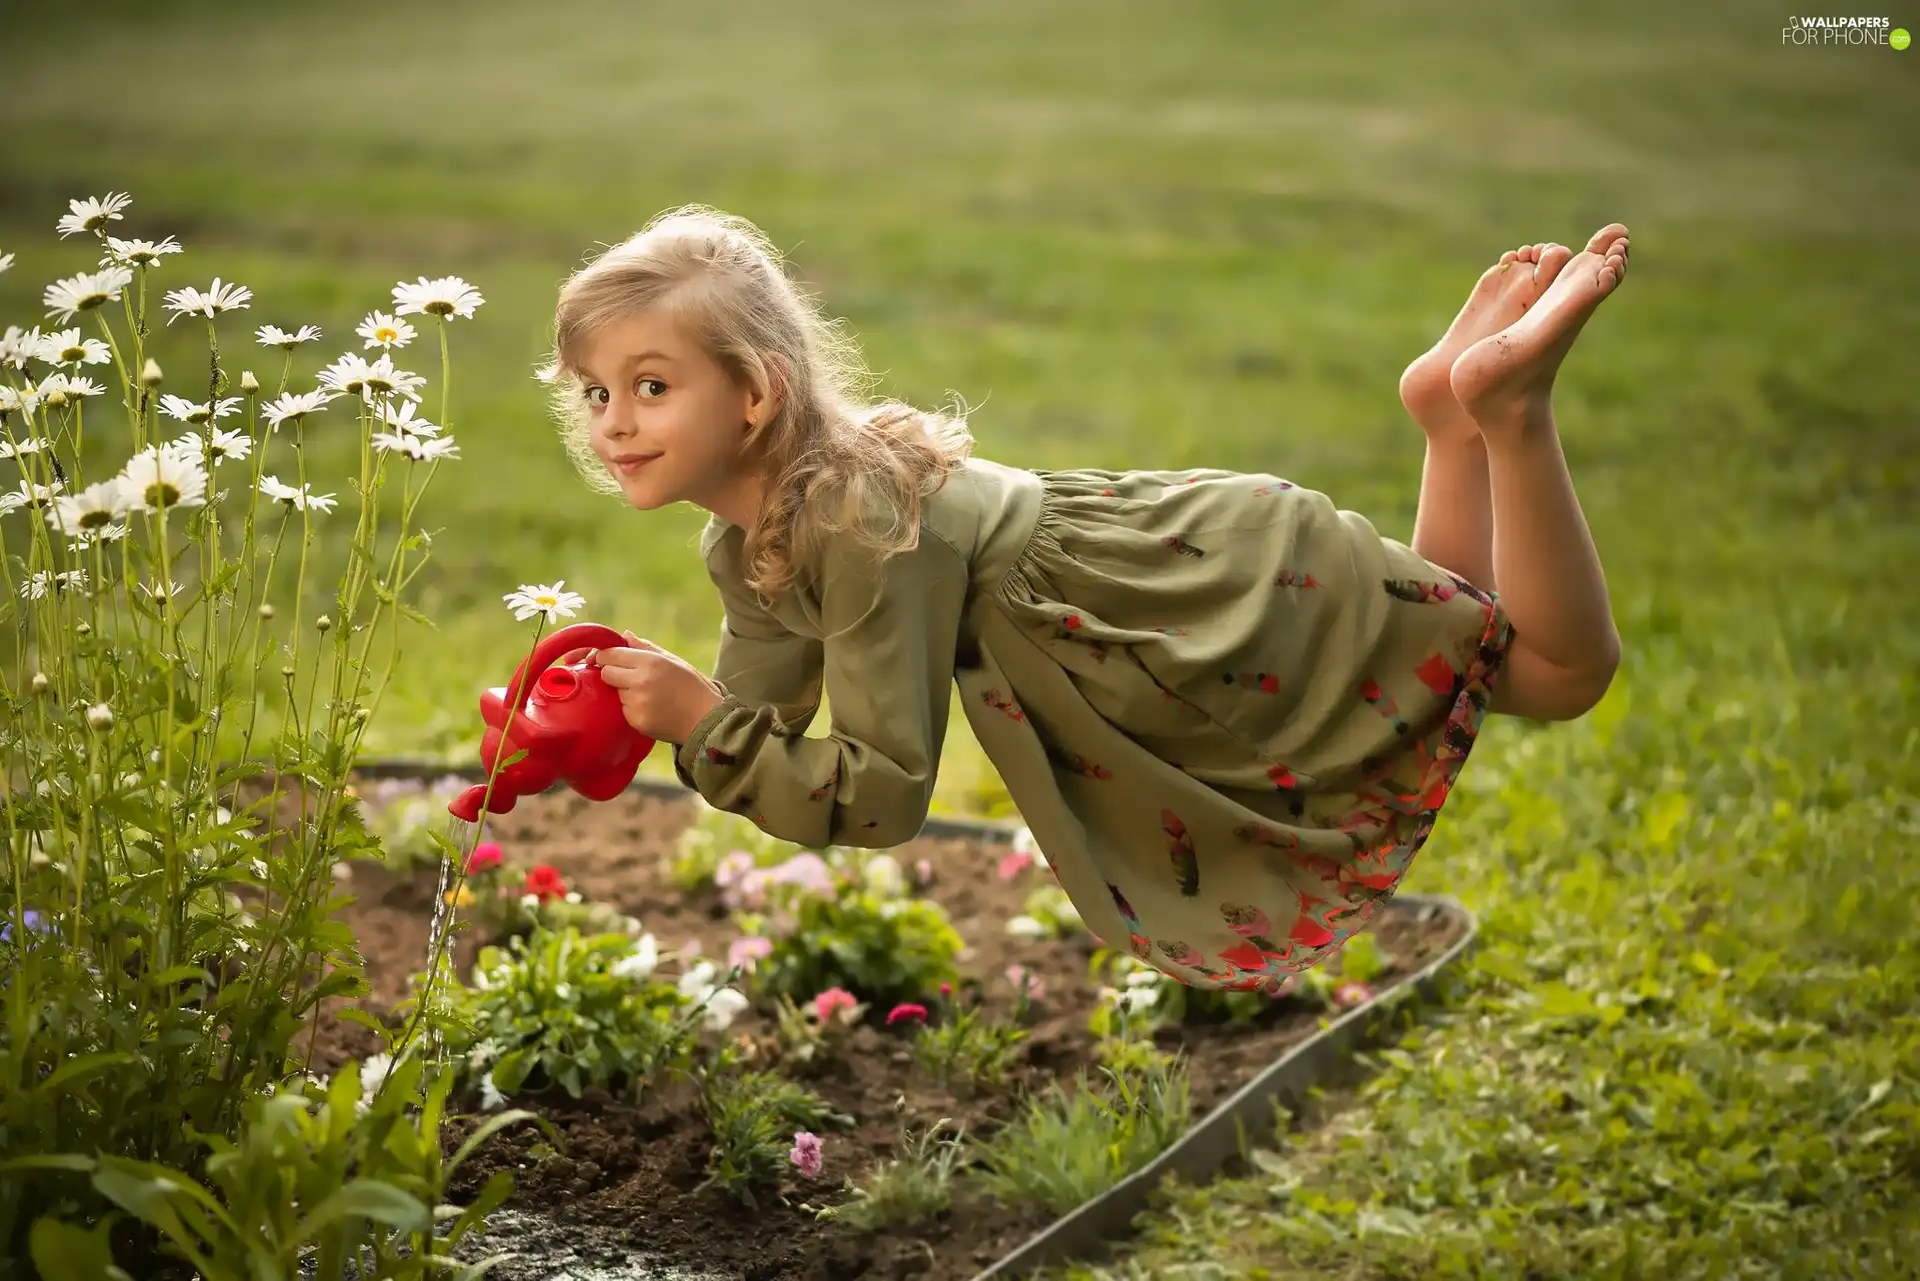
[0,437,48,461]
[358,353,425,403]
[35,328,112,367]
[140,580,187,604]
[502,580,585,623]
[0,252,12,274]
[0,386,42,419]
[36,374,106,405]
[356,310,416,350]
[20,569,88,601]
[0,479,64,515]
[172,428,252,465]
[701,987,750,1032]
[257,474,337,515]
[257,323,322,350]
[391,275,484,320]
[611,933,659,981]
[56,192,132,239]
[47,480,131,538]
[1,326,44,370]
[102,235,183,267]
[372,431,459,462]
[44,268,134,323]
[157,395,244,425]
[261,389,337,432]
[378,399,439,436]
[162,277,253,324]
[118,445,209,512]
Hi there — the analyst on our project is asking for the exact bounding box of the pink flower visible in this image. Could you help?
[997,849,1033,880]
[1006,964,1045,1002]
[913,858,934,885]
[465,843,502,875]
[886,1002,928,1027]
[938,982,953,998]
[713,850,755,888]
[1333,981,1375,1009]
[789,1131,823,1178]
[812,987,858,1021]
[728,936,773,971]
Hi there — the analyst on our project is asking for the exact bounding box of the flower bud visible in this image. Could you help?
[29,672,49,695]
[351,707,370,724]
[141,359,164,388]
[85,703,113,730]
[75,621,91,636]
[258,603,275,619]
[281,666,296,679]
[240,370,260,395]
[315,614,331,632]
[45,389,69,408]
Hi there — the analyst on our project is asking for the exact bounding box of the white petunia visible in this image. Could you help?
[356,310,416,350]
[162,277,253,324]
[478,1075,507,1112]
[257,323,322,350]
[1,326,44,370]
[378,399,439,436]
[36,374,106,404]
[391,275,484,319]
[118,446,208,512]
[56,192,132,239]
[863,854,906,898]
[261,389,337,432]
[371,431,459,462]
[36,328,112,367]
[44,268,134,323]
[102,235,182,267]
[356,1052,394,1116]
[502,579,585,623]
[1005,915,1048,939]
[19,569,87,601]
[701,987,750,1032]
[0,479,63,516]
[0,437,48,461]
[257,474,337,515]
[158,394,244,425]
[611,933,659,981]
[172,428,252,466]
[677,960,719,1000]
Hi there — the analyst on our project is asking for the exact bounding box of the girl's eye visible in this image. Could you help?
[636,378,667,399]
[583,385,609,408]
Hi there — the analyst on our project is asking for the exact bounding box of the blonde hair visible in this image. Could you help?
[538,205,974,600]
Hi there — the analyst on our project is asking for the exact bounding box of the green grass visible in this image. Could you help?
[4,0,1917,1272]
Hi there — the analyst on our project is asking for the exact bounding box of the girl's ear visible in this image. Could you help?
[746,352,790,428]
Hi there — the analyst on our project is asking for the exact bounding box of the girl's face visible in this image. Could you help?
[575,310,769,520]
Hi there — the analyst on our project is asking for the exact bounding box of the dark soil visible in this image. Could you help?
[312,781,1466,1281]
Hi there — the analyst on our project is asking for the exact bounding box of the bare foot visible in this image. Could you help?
[1399,241,1573,444]
[1449,224,1629,438]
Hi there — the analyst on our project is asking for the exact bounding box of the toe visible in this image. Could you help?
[1584,223,1629,254]
[1536,243,1574,284]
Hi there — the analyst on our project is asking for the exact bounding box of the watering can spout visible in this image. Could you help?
[448,784,491,823]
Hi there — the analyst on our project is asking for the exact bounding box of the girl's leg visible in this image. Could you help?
[1398,243,1573,591]
[1449,223,1630,721]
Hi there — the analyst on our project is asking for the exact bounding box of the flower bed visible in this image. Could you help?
[315,778,1469,1281]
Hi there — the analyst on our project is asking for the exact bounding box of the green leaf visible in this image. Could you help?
[34,1052,140,1098]
[29,1216,131,1281]
[292,1179,431,1238]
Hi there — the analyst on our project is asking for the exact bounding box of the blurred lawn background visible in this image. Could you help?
[4,0,1917,1273]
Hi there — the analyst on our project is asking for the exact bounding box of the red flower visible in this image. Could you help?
[465,842,503,876]
[523,864,567,903]
[885,1002,928,1027]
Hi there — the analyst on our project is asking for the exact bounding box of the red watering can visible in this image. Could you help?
[447,622,656,822]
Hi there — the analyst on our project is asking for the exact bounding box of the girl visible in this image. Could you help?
[544,206,1626,992]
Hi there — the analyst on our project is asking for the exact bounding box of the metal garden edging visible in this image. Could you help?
[352,759,1478,1281]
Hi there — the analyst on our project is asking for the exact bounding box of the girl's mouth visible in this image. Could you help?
[610,453,661,476]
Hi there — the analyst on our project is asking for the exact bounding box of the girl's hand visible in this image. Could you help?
[586,632,726,743]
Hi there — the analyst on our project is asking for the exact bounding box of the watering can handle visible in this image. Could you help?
[504,622,630,714]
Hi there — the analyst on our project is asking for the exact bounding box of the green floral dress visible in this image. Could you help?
[673,457,1510,991]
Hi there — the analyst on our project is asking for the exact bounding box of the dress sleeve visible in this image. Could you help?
[673,527,968,849]
[706,556,825,735]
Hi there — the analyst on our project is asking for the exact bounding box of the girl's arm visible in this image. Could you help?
[673,527,968,848]
[707,559,825,735]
